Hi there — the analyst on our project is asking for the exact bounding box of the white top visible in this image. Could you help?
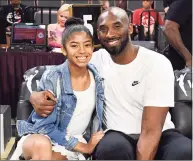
[90,47,175,135]
[67,71,96,136]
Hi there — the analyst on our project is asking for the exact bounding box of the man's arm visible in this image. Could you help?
[163,20,192,66]
[136,107,168,160]
[136,55,175,160]
[163,0,192,67]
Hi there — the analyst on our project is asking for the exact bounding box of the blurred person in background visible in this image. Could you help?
[133,0,164,40]
[115,0,127,11]
[47,4,71,48]
[163,0,192,70]
[0,0,34,44]
[100,0,110,11]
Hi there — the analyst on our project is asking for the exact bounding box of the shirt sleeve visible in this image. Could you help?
[24,6,34,23]
[0,6,4,20]
[165,0,192,26]
[90,49,104,73]
[143,56,175,107]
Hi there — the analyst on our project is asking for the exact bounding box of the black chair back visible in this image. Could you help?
[171,68,192,139]
[17,65,53,120]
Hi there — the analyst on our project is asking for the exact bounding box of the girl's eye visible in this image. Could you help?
[71,45,77,48]
[85,44,91,47]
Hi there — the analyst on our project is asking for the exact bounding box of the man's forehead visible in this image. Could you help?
[98,11,126,26]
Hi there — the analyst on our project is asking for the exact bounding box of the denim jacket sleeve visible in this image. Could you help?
[34,69,79,150]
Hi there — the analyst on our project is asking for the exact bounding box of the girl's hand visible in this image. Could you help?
[86,131,104,154]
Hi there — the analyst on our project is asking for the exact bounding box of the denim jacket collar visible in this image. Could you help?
[59,60,73,95]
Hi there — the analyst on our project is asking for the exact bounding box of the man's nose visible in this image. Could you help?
[106,28,115,38]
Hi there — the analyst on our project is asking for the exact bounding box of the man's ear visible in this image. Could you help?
[128,23,133,35]
[61,46,67,56]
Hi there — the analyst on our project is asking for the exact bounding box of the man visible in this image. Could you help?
[133,0,164,40]
[0,0,34,44]
[163,0,192,70]
[29,7,192,160]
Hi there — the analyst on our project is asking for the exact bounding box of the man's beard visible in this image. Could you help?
[100,34,129,56]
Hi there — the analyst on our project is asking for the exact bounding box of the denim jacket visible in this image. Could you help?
[17,60,104,151]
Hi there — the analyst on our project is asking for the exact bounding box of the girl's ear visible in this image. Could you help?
[61,46,67,56]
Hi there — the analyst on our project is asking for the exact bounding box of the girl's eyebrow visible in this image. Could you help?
[84,40,92,43]
[69,40,92,43]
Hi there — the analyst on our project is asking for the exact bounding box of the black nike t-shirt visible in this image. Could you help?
[165,0,192,70]
[0,4,34,44]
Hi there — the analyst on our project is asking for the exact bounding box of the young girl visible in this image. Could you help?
[15,17,105,160]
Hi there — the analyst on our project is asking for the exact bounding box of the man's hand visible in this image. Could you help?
[30,91,56,117]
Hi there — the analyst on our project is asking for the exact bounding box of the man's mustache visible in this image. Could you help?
[104,37,120,43]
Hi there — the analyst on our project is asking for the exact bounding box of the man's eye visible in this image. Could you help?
[100,28,107,33]
[115,25,120,29]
